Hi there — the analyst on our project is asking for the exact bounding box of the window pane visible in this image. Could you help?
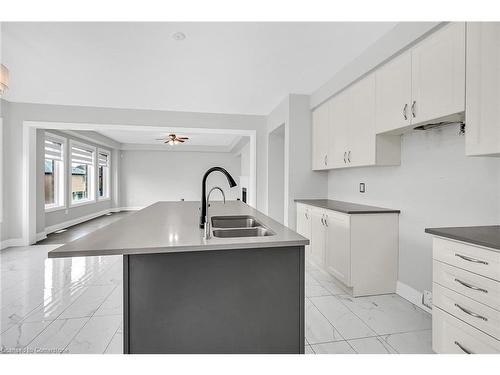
[72,163,88,201]
[45,159,55,205]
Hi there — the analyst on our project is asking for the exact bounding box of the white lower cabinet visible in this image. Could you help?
[431,237,500,353]
[296,203,399,297]
[296,203,312,256]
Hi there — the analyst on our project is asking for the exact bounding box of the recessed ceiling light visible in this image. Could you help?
[172,32,186,41]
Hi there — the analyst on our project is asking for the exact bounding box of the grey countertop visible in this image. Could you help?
[48,201,309,258]
[295,199,400,214]
[425,225,500,251]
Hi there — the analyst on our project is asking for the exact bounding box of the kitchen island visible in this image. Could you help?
[49,201,308,354]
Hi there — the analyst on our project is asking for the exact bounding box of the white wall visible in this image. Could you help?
[0,100,265,243]
[266,94,328,229]
[268,125,285,223]
[328,125,500,293]
[120,150,241,208]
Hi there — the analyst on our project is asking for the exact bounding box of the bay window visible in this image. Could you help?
[70,141,96,205]
[98,150,111,200]
[45,133,66,211]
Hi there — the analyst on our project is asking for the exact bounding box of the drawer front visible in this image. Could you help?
[433,237,500,281]
[433,260,500,311]
[433,283,500,340]
[433,307,500,354]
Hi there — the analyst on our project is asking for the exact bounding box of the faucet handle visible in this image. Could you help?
[203,216,211,240]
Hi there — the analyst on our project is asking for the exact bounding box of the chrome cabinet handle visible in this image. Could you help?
[324,215,328,227]
[320,216,324,226]
[347,151,351,163]
[455,253,489,265]
[411,100,416,118]
[324,154,328,166]
[403,103,408,120]
[454,303,488,321]
[305,211,309,220]
[454,278,488,294]
[454,341,473,354]
[343,151,347,164]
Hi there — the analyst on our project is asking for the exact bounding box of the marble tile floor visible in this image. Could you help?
[1,244,432,354]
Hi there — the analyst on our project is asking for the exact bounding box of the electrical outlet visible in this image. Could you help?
[359,183,366,193]
[422,290,432,309]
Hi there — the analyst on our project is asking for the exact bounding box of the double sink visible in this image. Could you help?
[211,215,275,238]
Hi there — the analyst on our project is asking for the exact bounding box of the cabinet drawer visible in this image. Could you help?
[433,283,500,340]
[433,307,500,353]
[433,237,500,281]
[433,260,500,311]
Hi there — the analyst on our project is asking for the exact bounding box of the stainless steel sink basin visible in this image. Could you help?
[212,227,275,238]
[211,215,263,229]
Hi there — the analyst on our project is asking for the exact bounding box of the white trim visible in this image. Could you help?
[69,198,97,208]
[63,130,120,150]
[44,205,67,213]
[36,232,47,242]
[118,206,144,211]
[45,208,115,234]
[1,238,25,250]
[396,281,432,314]
[97,148,111,200]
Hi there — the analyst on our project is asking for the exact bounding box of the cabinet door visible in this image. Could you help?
[465,22,500,156]
[348,74,376,167]
[312,103,329,170]
[296,204,312,256]
[375,50,412,133]
[325,211,351,286]
[310,209,326,266]
[411,22,466,125]
[329,90,350,168]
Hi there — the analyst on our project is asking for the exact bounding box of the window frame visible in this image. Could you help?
[44,132,67,212]
[97,148,111,201]
[69,139,97,207]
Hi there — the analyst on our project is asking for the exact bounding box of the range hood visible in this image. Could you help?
[414,121,465,134]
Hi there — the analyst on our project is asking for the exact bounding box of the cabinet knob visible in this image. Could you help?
[347,151,351,163]
[411,100,416,118]
[403,103,408,120]
[344,151,347,164]
[324,155,328,166]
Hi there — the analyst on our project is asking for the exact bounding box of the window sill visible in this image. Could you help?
[97,197,111,202]
[45,205,66,213]
[70,198,97,208]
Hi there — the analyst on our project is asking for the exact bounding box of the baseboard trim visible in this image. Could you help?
[1,238,25,250]
[45,208,115,235]
[396,281,432,314]
[118,206,144,211]
[36,232,47,242]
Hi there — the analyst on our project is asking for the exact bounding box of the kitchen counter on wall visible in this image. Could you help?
[49,201,309,258]
[425,225,500,251]
[294,199,400,214]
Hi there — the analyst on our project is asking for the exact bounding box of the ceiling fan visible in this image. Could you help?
[156,133,189,145]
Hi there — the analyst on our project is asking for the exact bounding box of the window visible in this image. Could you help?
[45,133,66,211]
[97,150,111,200]
[70,141,96,205]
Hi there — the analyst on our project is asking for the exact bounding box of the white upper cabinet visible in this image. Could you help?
[375,51,412,134]
[465,22,500,156]
[348,74,377,167]
[411,22,466,126]
[312,101,330,170]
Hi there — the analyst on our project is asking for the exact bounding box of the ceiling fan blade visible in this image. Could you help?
[155,138,166,141]
[177,139,185,143]
[177,137,189,140]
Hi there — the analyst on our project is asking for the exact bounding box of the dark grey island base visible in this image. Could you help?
[124,246,305,354]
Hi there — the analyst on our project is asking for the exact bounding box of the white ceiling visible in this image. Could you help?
[96,128,241,148]
[2,22,397,115]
